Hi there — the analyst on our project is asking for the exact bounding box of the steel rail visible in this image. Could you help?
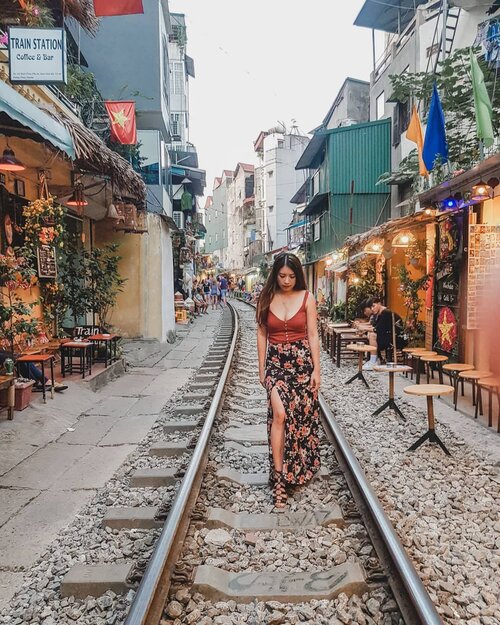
[236,296,442,625]
[124,304,238,625]
[319,393,442,625]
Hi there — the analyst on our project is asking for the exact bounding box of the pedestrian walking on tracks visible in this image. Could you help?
[256,252,321,508]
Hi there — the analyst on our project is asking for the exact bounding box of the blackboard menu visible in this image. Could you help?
[37,245,57,278]
[467,224,500,330]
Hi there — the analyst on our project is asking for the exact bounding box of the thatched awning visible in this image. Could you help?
[0,0,100,35]
[345,212,435,253]
[46,108,146,202]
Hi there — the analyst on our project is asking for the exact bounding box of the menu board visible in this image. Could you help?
[467,224,500,329]
[37,245,57,278]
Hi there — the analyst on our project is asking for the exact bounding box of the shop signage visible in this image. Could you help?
[8,27,67,84]
[467,224,500,330]
[37,245,57,278]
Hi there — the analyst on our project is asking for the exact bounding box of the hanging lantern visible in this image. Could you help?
[392,231,414,248]
[66,182,88,215]
[0,148,25,172]
[471,180,492,202]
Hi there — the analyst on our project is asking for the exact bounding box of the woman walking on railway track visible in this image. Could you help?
[256,252,321,508]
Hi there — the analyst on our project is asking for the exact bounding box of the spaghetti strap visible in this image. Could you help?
[302,291,309,309]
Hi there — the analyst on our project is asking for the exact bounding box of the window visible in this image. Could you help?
[208,214,211,222]
[162,36,169,105]
[268,170,274,177]
[171,61,184,95]
[313,219,321,241]
[136,130,160,185]
[268,205,274,212]
[215,210,218,218]
[170,113,181,138]
[376,92,385,120]
[215,233,218,242]
[209,235,212,245]
[173,211,184,229]
[277,139,284,149]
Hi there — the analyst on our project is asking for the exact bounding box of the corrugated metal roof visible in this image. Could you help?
[354,0,427,33]
[295,132,327,170]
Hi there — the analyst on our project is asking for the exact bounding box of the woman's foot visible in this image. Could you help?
[273,470,287,509]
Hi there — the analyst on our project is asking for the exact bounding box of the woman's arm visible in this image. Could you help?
[257,322,268,386]
[306,293,321,390]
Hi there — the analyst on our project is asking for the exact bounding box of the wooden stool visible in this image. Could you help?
[334,328,362,367]
[442,363,474,409]
[0,375,15,420]
[420,354,448,384]
[475,377,500,429]
[60,342,92,379]
[404,384,454,455]
[411,351,437,384]
[345,344,377,388]
[457,370,492,411]
[15,354,55,403]
[372,364,412,420]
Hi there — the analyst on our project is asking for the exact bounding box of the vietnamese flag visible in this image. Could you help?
[93,0,143,16]
[105,101,137,144]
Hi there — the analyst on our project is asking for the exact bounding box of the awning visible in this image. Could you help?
[170,165,206,196]
[290,180,307,204]
[295,132,327,170]
[301,192,329,217]
[0,80,75,158]
[285,219,307,230]
[354,0,427,33]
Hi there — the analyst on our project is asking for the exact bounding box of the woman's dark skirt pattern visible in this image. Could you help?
[265,338,321,486]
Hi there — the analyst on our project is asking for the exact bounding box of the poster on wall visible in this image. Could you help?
[37,245,57,278]
[467,224,500,330]
[8,27,67,84]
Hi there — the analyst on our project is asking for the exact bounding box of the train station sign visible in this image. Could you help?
[8,27,67,85]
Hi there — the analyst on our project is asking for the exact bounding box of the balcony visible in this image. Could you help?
[168,142,198,168]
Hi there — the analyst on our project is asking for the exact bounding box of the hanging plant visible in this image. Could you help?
[397,264,431,345]
[22,196,66,255]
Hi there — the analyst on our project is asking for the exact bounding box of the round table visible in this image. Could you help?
[345,344,377,388]
[419,354,448,385]
[404,384,454,455]
[372,364,413,420]
[410,351,437,384]
[457,370,492,411]
[442,363,474,408]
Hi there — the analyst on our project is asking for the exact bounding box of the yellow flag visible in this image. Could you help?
[406,105,429,177]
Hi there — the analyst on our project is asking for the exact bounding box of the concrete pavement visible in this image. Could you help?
[0,309,222,610]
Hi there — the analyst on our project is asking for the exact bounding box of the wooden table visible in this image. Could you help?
[344,344,377,388]
[15,354,55,403]
[410,351,437,384]
[60,342,92,379]
[372,364,413,420]
[404,384,454,455]
[88,333,120,368]
[0,375,15,420]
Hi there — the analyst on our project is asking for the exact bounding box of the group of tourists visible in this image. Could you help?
[191,274,230,314]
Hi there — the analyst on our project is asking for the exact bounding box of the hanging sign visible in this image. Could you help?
[8,27,67,84]
[37,245,57,278]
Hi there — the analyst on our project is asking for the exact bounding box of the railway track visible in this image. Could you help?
[54,299,441,625]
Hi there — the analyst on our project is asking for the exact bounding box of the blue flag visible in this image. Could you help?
[422,83,449,171]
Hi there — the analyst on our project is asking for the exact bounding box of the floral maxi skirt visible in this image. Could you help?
[265,338,321,486]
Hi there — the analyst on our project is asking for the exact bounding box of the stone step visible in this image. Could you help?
[61,563,133,599]
[172,405,205,416]
[150,441,189,457]
[231,393,266,403]
[225,441,268,455]
[224,426,267,444]
[193,562,367,602]
[190,382,216,391]
[102,506,161,529]
[184,393,209,402]
[195,373,219,380]
[226,403,266,415]
[199,367,222,374]
[216,466,330,486]
[130,467,178,487]
[207,506,344,530]
[163,420,199,433]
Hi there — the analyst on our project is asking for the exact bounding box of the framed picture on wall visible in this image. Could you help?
[14,179,25,197]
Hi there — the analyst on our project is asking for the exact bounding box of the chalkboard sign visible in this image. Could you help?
[436,266,459,307]
[37,245,57,278]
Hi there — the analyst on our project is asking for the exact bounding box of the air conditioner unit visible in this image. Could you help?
[173,211,184,229]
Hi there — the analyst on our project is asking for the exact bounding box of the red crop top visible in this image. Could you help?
[267,291,309,344]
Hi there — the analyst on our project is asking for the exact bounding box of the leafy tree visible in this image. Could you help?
[86,244,126,327]
[346,260,381,320]
[397,264,431,345]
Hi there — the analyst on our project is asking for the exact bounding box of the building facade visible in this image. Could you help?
[226,163,254,271]
[204,169,232,269]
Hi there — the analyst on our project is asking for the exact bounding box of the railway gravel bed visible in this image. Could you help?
[320,352,500,625]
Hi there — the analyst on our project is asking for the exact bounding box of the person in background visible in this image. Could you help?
[219,274,228,307]
[0,350,68,392]
[365,296,406,367]
[193,287,208,314]
[203,278,211,302]
[357,300,379,370]
[210,277,219,310]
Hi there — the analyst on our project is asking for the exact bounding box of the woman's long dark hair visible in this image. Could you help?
[256,252,307,326]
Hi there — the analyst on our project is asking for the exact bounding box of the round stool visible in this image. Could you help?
[372,364,412,420]
[345,344,377,389]
[475,377,500,429]
[404,384,454,455]
[411,351,437,384]
[420,354,448,385]
[457,370,492,411]
[442,363,474,409]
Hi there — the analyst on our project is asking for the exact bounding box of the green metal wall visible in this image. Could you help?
[309,194,391,260]
[328,119,391,195]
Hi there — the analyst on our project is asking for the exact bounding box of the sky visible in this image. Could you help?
[168,0,381,202]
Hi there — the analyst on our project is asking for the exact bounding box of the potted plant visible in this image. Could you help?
[86,243,126,327]
[397,264,431,345]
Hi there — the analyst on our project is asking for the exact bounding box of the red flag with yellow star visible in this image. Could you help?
[105,101,137,144]
[94,0,143,16]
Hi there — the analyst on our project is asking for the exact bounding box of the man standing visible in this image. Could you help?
[219,274,228,307]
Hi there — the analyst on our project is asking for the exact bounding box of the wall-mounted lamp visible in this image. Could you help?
[392,232,414,248]
[0,148,25,172]
[471,180,492,202]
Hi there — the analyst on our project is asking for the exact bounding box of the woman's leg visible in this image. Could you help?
[270,386,286,471]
